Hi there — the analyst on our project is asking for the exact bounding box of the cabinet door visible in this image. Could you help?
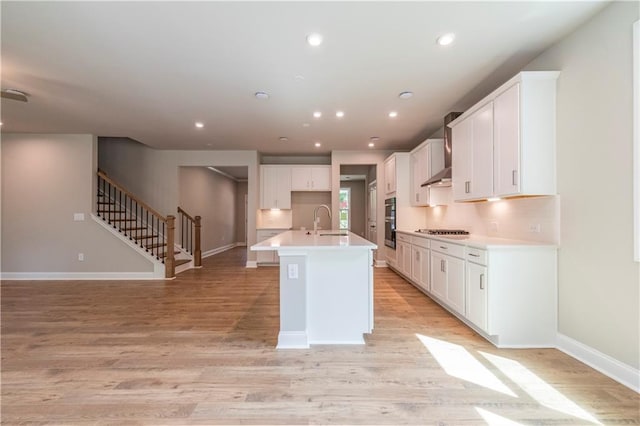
[470,102,494,199]
[446,255,466,315]
[452,104,493,201]
[466,262,488,331]
[310,166,331,190]
[452,117,472,201]
[290,167,311,190]
[411,246,429,291]
[494,83,520,197]
[384,156,396,194]
[430,251,448,301]
[260,167,277,209]
[402,242,412,277]
[275,167,291,209]
[411,148,430,206]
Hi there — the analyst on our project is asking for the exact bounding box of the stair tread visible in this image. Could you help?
[175,259,191,267]
[122,226,147,231]
[146,242,167,249]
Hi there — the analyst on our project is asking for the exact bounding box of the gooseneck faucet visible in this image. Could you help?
[313,204,332,235]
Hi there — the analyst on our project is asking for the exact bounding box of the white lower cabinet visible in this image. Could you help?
[411,245,429,292]
[391,231,557,348]
[256,229,287,264]
[466,260,488,332]
[430,245,465,315]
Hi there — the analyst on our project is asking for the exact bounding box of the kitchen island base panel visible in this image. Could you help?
[276,249,374,349]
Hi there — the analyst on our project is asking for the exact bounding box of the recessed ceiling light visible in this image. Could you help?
[314,142,321,148]
[307,33,323,47]
[313,111,322,118]
[336,111,344,118]
[206,143,212,146]
[368,142,375,148]
[370,137,380,142]
[437,33,455,46]
[254,91,270,100]
[388,111,398,118]
[399,91,413,99]
[195,122,204,128]
[294,75,305,82]
[279,137,288,142]
[302,123,310,127]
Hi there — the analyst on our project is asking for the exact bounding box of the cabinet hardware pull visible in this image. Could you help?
[468,253,479,257]
[465,181,471,193]
[512,170,517,186]
[441,259,445,272]
[480,273,485,290]
[440,246,447,250]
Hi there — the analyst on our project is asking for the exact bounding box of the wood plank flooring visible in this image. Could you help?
[2,247,638,425]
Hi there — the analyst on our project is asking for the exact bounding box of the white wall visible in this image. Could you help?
[524,1,639,369]
[98,138,260,263]
[1,134,154,277]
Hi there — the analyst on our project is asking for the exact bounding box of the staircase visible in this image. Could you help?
[96,170,199,278]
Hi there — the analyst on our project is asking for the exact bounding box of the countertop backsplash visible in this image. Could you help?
[424,190,559,244]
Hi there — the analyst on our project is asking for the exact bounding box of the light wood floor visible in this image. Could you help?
[2,247,638,425]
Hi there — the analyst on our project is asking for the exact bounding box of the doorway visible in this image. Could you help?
[339,164,377,241]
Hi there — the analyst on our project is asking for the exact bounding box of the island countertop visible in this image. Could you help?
[251,230,378,251]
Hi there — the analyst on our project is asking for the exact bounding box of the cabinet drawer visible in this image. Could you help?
[465,247,487,265]
[430,240,465,258]
[396,233,412,243]
[411,236,430,249]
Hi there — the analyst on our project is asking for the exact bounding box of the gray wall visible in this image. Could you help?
[525,1,639,368]
[178,167,238,253]
[236,181,248,244]
[339,180,366,237]
[1,134,153,275]
[291,192,332,231]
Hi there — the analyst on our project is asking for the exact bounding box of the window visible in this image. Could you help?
[339,188,350,230]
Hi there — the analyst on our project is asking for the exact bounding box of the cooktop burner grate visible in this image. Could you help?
[416,229,470,235]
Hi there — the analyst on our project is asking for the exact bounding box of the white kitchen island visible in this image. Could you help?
[251,230,377,349]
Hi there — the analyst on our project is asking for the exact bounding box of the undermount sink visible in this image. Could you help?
[319,232,348,236]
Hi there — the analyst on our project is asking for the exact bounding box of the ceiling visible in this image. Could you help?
[1,1,607,155]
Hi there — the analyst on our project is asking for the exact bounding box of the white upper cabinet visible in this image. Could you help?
[410,139,444,206]
[384,155,397,194]
[260,165,291,209]
[451,71,559,201]
[291,166,331,191]
[452,103,493,201]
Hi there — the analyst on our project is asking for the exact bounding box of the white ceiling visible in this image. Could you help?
[1,1,607,155]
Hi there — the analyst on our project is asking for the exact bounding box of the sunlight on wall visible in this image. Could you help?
[480,351,602,425]
[475,407,525,426]
[416,334,516,396]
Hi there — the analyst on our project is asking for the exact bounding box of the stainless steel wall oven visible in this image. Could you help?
[384,197,396,249]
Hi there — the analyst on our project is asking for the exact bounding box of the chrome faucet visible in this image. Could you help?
[313,204,332,234]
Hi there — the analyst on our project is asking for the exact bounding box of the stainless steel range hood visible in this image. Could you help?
[422,112,462,187]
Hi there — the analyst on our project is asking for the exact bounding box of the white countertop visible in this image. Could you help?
[252,230,377,251]
[396,229,557,249]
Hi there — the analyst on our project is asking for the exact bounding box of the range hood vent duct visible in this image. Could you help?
[422,111,463,187]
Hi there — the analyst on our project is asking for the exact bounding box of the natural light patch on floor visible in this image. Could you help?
[475,407,525,425]
[480,351,602,425]
[416,334,516,396]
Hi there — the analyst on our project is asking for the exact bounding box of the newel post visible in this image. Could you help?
[194,215,202,267]
[165,215,176,279]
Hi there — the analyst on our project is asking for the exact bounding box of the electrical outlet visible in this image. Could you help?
[73,213,85,221]
[287,264,299,279]
[529,224,541,233]
[78,253,84,261]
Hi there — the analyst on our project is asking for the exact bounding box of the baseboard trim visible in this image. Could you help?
[245,261,258,268]
[236,242,247,247]
[557,333,639,393]
[202,243,237,259]
[277,331,309,349]
[375,259,387,267]
[0,272,158,280]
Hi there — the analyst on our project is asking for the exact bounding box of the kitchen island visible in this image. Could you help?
[251,230,377,349]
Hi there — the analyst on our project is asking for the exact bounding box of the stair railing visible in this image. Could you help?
[177,206,202,267]
[96,170,176,278]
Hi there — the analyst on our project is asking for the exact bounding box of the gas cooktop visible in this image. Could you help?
[415,229,470,235]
